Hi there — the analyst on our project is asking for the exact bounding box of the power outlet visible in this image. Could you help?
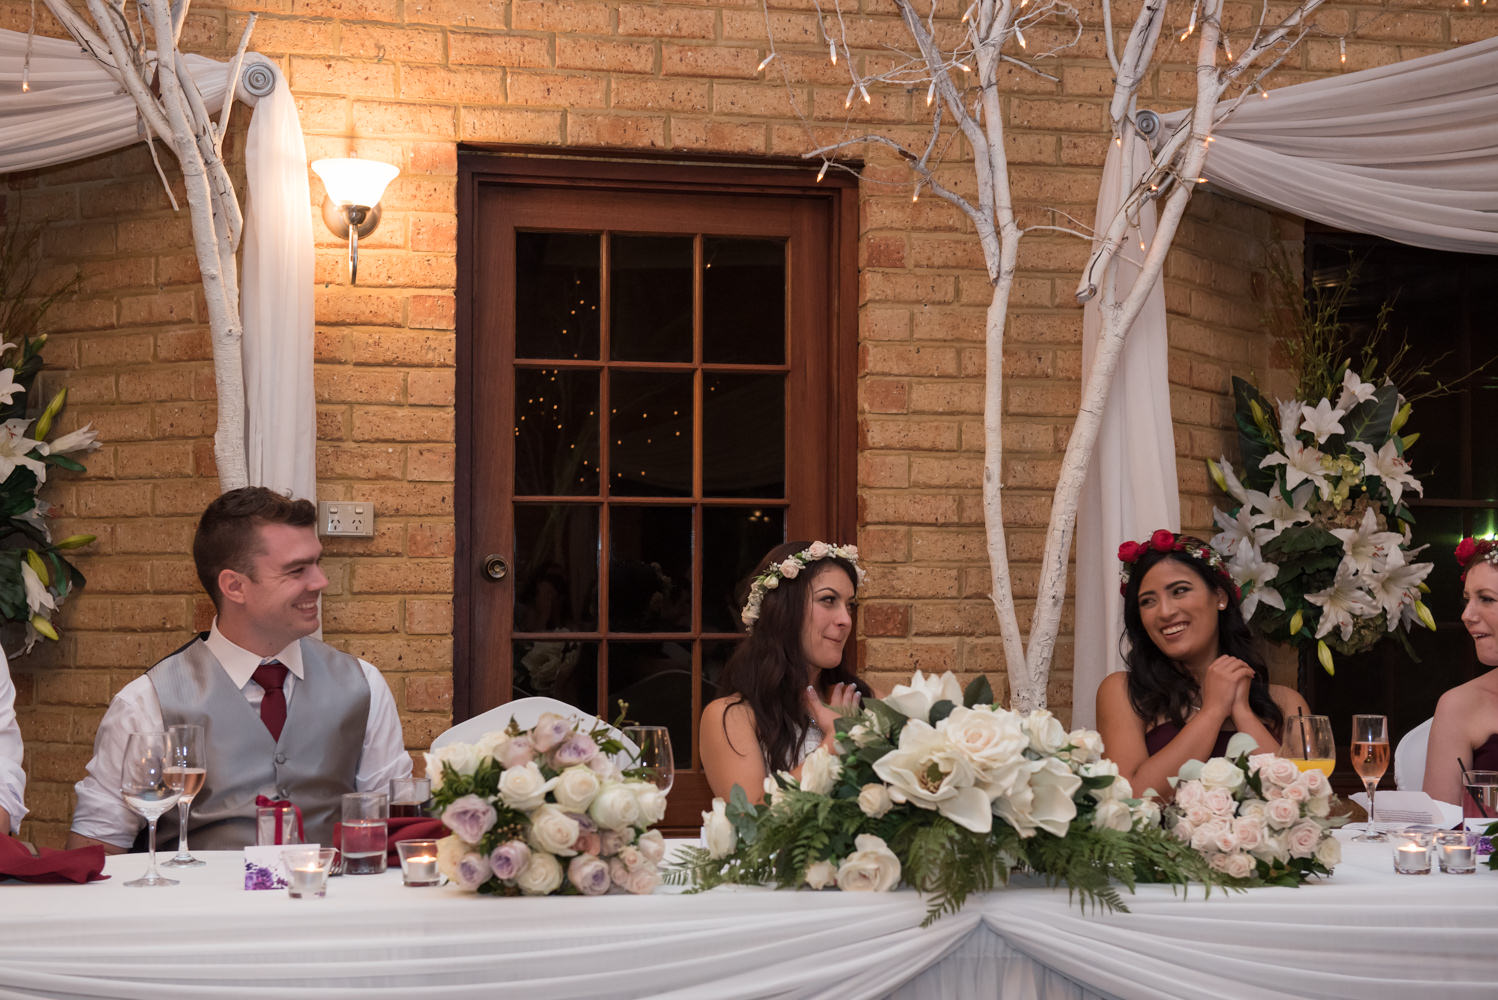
[319,500,375,537]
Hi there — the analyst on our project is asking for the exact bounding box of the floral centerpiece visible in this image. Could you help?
[1165,733,1343,884]
[0,336,98,651]
[426,712,668,896]
[669,670,1221,923]
[1206,368,1434,674]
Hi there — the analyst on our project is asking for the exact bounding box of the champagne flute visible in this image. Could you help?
[1350,714,1389,842]
[120,731,182,887]
[1278,714,1335,778]
[623,725,675,795]
[162,724,207,868]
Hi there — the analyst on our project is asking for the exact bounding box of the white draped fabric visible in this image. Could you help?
[1073,37,1498,726]
[0,29,316,502]
[0,832,1492,998]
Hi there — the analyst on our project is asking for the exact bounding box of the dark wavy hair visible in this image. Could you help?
[719,541,871,772]
[1120,541,1283,736]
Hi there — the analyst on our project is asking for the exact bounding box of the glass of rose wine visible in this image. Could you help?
[1350,713,1390,842]
[1278,714,1335,778]
[162,724,207,868]
[120,731,182,887]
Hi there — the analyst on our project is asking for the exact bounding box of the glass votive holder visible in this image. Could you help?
[1392,828,1433,875]
[1435,830,1477,874]
[284,847,337,898]
[390,776,432,818]
[397,839,441,887]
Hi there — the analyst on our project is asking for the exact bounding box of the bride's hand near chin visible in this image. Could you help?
[805,684,859,752]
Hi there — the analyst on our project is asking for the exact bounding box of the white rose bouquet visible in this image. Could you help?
[1165,733,1344,885]
[426,712,668,897]
[669,670,1214,924]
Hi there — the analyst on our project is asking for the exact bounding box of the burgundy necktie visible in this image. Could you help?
[252,661,289,742]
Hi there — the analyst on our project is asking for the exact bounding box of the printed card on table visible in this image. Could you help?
[243,844,321,890]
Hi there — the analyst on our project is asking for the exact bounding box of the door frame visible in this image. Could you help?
[454,147,860,723]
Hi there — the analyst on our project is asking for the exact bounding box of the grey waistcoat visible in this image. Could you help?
[147,634,370,850]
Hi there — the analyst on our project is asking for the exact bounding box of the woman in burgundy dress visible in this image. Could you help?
[1423,538,1498,803]
[1096,531,1308,800]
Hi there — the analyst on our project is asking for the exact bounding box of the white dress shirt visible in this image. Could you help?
[71,623,410,848]
[0,650,25,835]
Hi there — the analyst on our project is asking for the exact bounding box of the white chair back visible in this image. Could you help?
[431,696,638,760]
[1394,717,1433,791]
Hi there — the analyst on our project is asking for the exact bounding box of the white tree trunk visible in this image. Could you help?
[42,0,250,490]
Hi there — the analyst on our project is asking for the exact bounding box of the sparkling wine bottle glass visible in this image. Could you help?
[120,730,182,887]
[623,725,674,795]
[1350,713,1390,843]
[1278,714,1335,778]
[162,723,207,868]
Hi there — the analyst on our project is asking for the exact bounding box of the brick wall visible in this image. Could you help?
[1,0,1490,845]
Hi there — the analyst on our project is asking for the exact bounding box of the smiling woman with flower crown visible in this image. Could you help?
[1096,530,1309,800]
[1423,538,1498,804]
[700,541,875,802]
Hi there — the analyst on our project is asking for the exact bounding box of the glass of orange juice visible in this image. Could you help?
[1279,714,1335,778]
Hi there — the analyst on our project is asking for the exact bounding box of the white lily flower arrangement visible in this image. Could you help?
[1207,367,1434,675]
[669,670,1223,924]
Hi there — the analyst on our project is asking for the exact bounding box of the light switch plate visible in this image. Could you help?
[319,500,374,537]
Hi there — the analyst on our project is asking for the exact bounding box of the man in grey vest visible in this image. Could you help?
[67,488,411,852]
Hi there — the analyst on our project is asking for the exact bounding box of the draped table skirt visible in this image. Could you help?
[1,831,1493,1000]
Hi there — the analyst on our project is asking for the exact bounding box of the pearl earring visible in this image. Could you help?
[1218,602,1227,610]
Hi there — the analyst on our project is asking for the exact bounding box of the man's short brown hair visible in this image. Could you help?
[193,487,317,608]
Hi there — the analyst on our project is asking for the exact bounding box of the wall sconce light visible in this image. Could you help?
[310,157,399,284]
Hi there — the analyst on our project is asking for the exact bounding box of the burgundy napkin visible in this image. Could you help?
[331,816,448,865]
[0,835,108,884]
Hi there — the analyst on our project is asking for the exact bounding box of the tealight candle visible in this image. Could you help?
[1441,843,1476,874]
[1393,841,1431,875]
[397,838,442,887]
[289,864,328,898]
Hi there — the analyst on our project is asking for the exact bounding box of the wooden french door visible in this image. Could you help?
[457,155,857,828]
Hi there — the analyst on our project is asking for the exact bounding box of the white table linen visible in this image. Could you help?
[0,832,1493,999]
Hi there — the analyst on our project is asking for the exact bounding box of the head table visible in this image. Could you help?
[0,830,1491,1000]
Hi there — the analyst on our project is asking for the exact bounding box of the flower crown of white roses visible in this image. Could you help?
[741,541,865,631]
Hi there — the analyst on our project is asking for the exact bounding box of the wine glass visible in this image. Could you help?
[120,731,182,887]
[1278,714,1335,778]
[162,724,207,868]
[623,725,674,795]
[1350,714,1389,842]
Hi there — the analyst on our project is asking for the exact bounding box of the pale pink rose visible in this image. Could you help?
[1171,819,1195,843]
[616,844,646,871]
[531,713,573,753]
[498,735,537,769]
[1212,827,1241,853]
[1247,753,1277,774]
[1281,778,1310,803]
[621,862,660,895]
[779,558,801,579]
[608,857,629,887]
[635,829,666,864]
[806,542,832,560]
[1191,819,1229,852]
[1265,797,1300,829]
[1302,768,1329,796]
[1185,804,1214,828]
[1202,787,1235,816]
[1258,756,1301,788]
[1213,850,1257,879]
[1285,819,1322,857]
[567,853,612,895]
[1174,782,1205,810]
[571,828,601,856]
[1238,800,1269,822]
[1232,815,1266,851]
